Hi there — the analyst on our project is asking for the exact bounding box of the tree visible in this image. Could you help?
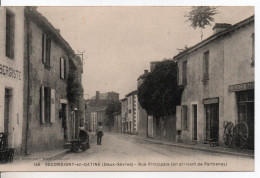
[105,101,121,131]
[185,6,219,41]
[67,71,83,108]
[137,60,183,118]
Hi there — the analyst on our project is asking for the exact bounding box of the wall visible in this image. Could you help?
[177,37,225,144]
[23,18,72,154]
[223,22,254,129]
[0,7,24,154]
[137,102,147,138]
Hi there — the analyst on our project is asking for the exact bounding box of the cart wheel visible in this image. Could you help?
[233,121,248,149]
[223,122,233,147]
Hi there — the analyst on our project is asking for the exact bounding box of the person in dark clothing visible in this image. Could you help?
[96,122,104,145]
[78,127,90,150]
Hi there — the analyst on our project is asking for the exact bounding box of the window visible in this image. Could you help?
[251,33,254,66]
[203,51,209,81]
[40,86,55,124]
[6,10,15,59]
[60,57,66,79]
[181,105,188,130]
[182,61,187,86]
[42,33,51,67]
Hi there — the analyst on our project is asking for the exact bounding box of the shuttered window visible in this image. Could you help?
[50,89,55,124]
[251,33,254,66]
[6,10,15,59]
[176,106,182,130]
[40,86,55,124]
[181,105,188,130]
[42,33,51,67]
[60,57,66,79]
[203,51,209,80]
[182,61,187,86]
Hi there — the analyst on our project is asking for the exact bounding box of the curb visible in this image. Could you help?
[44,149,71,160]
[143,138,254,158]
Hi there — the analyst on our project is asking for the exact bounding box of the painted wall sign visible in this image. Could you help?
[0,64,22,80]
[228,82,254,92]
[203,97,219,105]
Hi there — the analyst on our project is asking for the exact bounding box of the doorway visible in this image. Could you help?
[205,103,219,141]
[4,88,12,147]
[193,105,197,141]
[237,90,254,149]
[61,104,68,140]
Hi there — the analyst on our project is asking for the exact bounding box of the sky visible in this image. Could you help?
[37,6,254,99]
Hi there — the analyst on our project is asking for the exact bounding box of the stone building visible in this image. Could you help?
[174,16,254,149]
[0,7,25,154]
[120,98,127,133]
[125,90,138,134]
[22,7,82,154]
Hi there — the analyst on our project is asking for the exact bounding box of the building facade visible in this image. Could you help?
[22,7,80,154]
[90,112,97,131]
[120,98,127,133]
[125,90,138,134]
[174,16,254,149]
[0,7,25,154]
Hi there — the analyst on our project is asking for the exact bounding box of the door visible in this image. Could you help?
[193,105,197,140]
[237,90,254,149]
[4,88,12,147]
[205,103,219,141]
[61,104,67,140]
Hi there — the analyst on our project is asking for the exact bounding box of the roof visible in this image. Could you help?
[120,98,127,102]
[125,90,138,97]
[173,15,254,61]
[25,7,75,56]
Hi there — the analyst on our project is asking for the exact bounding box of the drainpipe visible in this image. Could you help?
[25,16,30,155]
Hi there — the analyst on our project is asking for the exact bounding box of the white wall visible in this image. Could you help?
[0,7,24,152]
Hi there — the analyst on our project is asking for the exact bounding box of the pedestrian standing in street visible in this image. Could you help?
[96,122,104,145]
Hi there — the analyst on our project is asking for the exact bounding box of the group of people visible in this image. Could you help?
[78,122,104,146]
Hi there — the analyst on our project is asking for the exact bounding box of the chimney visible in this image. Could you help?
[56,28,61,33]
[96,91,100,102]
[213,23,232,34]
[150,61,159,72]
[144,70,148,74]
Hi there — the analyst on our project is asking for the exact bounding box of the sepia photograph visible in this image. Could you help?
[0,5,255,172]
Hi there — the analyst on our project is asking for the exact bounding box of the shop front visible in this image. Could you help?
[229,82,254,149]
[203,97,219,142]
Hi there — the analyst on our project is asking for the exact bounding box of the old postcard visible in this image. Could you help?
[0,6,254,171]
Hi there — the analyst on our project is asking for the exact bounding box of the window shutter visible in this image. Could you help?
[42,33,46,64]
[64,58,66,79]
[50,89,55,124]
[40,86,45,124]
[60,57,64,79]
[176,106,182,130]
[181,105,188,130]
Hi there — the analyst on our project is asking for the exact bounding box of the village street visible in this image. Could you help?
[39,133,254,171]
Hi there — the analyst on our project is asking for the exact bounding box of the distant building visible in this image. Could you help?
[120,98,127,133]
[89,91,119,105]
[90,112,97,132]
[174,16,254,149]
[125,90,138,134]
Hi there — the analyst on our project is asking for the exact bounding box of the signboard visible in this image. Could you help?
[0,64,22,80]
[228,82,254,92]
[203,97,219,105]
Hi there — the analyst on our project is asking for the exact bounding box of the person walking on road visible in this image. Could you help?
[96,122,104,145]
